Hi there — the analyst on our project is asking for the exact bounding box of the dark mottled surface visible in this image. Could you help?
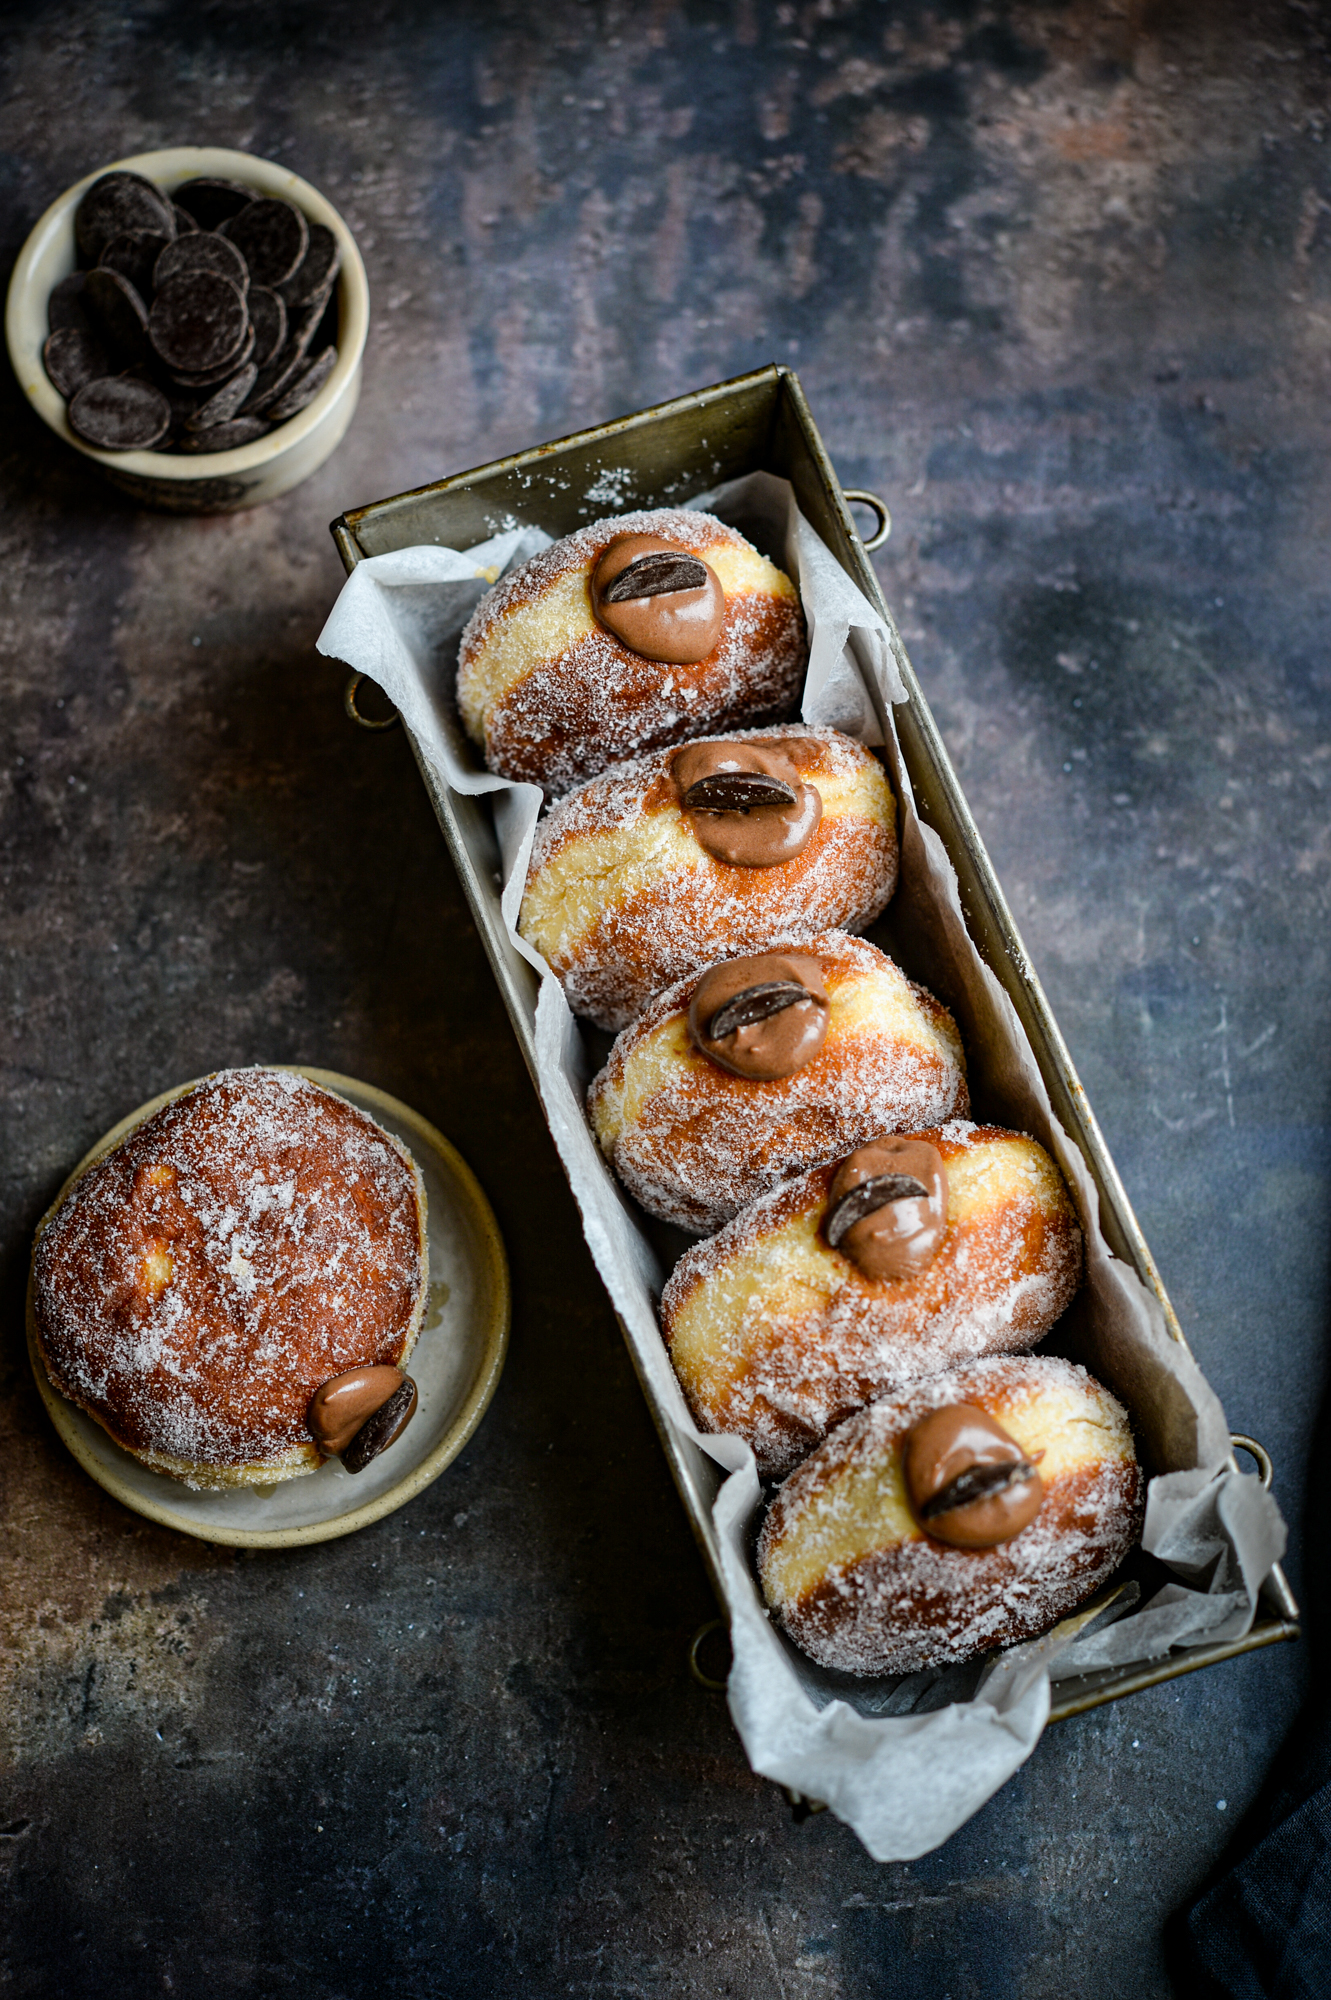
[2,3,1329,1995]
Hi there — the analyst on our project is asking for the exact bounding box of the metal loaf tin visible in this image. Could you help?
[331,363,1298,1723]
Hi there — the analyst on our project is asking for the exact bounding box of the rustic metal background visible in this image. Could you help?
[1,4,1327,1996]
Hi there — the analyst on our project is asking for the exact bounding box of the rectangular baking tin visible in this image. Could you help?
[331,364,1298,1723]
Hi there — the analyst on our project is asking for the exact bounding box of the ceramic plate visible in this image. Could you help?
[25,1068,509,1547]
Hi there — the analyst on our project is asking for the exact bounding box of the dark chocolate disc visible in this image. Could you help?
[99,230,170,300]
[84,267,150,366]
[74,170,174,264]
[43,326,110,399]
[169,320,255,388]
[171,177,254,230]
[264,344,337,422]
[171,203,199,235]
[177,415,269,453]
[47,272,92,336]
[219,197,308,287]
[148,270,249,372]
[154,230,249,294]
[341,1377,418,1474]
[185,361,258,430]
[68,375,170,450]
[246,286,287,368]
[706,979,814,1043]
[243,343,305,414]
[280,222,341,306]
[287,294,334,363]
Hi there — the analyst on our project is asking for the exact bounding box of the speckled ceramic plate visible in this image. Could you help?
[25,1068,509,1547]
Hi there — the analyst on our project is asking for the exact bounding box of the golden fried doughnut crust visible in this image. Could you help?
[758,1354,1142,1676]
[587,932,969,1233]
[662,1123,1082,1476]
[457,508,807,797]
[520,726,897,1030]
[31,1069,428,1488]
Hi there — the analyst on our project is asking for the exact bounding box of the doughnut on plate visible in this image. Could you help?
[588,931,969,1232]
[520,725,898,1030]
[25,1069,509,1547]
[758,1354,1143,1676]
[662,1122,1083,1476]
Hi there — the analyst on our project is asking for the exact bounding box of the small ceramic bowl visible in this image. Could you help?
[5,145,369,513]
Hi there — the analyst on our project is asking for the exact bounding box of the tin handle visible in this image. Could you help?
[1231,1433,1274,1490]
[842,487,892,551]
[688,1618,730,1691]
[344,671,400,732]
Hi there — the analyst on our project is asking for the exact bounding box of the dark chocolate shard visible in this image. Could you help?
[74,170,174,264]
[824,1173,930,1250]
[43,326,111,399]
[919,1457,1040,1523]
[148,269,249,373]
[185,362,258,430]
[67,375,171,450]
[154,230,249,294]
[683,771,798,812]
[171,177,254,231]
[48,271,92,336]
[177,414,269,453]
[341,1376,418,1473]
[706,979,813,1043]
[601,550,710,602]
[246,285,287,368]
[84,267,150,366]
[219,197,308,287]
[263,344,336,422]
[280,222,341,306]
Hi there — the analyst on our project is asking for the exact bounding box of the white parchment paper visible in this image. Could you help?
[318,472,1286,1860]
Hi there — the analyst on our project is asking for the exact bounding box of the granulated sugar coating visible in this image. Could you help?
[520,725,898,1030]
[661,1124,1083,1476]
[758,1355,1141,1676]
[588,932,969,1233]
[31,1069,428,1488]
[456,508,807,797]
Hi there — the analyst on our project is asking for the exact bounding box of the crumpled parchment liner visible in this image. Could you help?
[318,470,1285,1861]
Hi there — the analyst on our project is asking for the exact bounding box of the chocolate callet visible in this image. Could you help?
[220,198,308,287]
[99,231,170,300]
[171,203,199,235]
[706,980,811,1042]
[171,177,254,231]
[68,376,170,450]
[683,771,798,811]
[262,345,336,422]
[280,222,341,306]
[44,327,110,400]
[177,415,269,453]
[185,362,258,430]
[342,1376,418,1474]
[84,267,150,366]
[154,230,249,293]
[170,321,255,389]
[75,171,175,264]
[48,272,91,335]
[825,1172,930,1248]
[600,550,710,602]
[246,286,287,368]
[149,269,248,373]
[919,1455,1039,1521]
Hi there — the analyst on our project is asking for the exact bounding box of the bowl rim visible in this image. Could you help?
[25,1067,511,1547]
[5,145,369,483]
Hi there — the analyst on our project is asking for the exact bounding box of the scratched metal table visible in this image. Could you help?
[1,6,1327,1997]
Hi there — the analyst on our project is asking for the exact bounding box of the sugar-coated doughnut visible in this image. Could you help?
[587,932,968,1232]
[661,1122,1082,1476]
[757,1354,1142,1676]
[457,508,807,796]
[520,726,898,1029]
[30,1068,428,1488]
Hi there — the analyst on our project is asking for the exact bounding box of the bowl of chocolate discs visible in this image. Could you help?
[5,145,369,512]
